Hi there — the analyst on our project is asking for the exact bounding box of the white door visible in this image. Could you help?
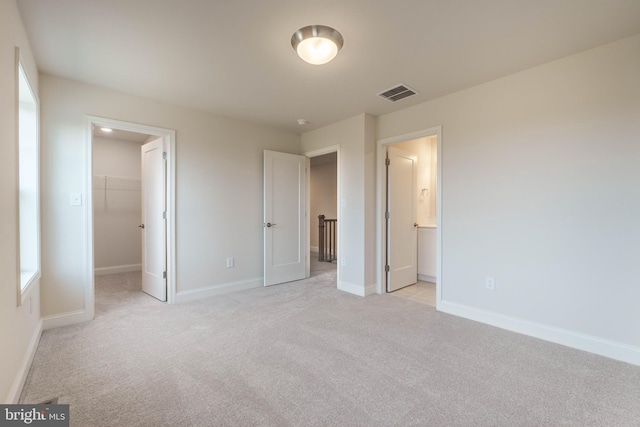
[387,146,418,292]
[141,137,167,301]
[264,150,306,286]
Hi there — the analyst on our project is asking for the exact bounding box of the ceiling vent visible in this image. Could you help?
[377,84,418,102]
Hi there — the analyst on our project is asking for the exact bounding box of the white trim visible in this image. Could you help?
[6,319,42,403]
[309,246,319,253]
[85,116,177,317]
[376,127,443,308]
[439,300,640,366]
[418,274,436,283]
[174,278,263,303]
[337,281,366,297]
[94,264,142,276]
[15,47,42,308]
[304,145,341,289]
[305,157,311,278]
[364,283,377,296]
[42,310,90,330]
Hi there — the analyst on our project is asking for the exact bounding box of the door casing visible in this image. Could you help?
[376,127,442,306]
[86,116,176,320]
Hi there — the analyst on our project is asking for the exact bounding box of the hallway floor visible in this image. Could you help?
[390,280,436,307]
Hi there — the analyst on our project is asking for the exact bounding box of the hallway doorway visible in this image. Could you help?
[306,147,340,280]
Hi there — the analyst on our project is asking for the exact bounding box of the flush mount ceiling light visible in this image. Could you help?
[291,25,344,65]
[100,127,113,132]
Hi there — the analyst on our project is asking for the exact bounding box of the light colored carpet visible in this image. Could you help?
[20,268,640,426]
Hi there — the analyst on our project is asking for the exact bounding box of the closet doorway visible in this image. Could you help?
[92,127,167,309]
[85,117,176,320]
[92,127,147,277]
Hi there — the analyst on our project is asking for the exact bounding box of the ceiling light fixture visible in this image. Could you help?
[291,25,344,65]
[101,127,113,133]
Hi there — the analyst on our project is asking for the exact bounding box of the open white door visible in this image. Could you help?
[386,146,418,292]
[141,137,167,301]
[264,150,306,286]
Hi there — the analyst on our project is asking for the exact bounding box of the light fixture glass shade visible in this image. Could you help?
[291,25,344,65]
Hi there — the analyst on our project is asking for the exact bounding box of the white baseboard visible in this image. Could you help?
[310,246,319,253]
[337,281,366,297]
[364,283,377,296]
[439,300,640,366]
[94,264,141,276]
[7,319,43,403]
[175,278,263,303]
[42,309,91,330]
[418,274,436,283]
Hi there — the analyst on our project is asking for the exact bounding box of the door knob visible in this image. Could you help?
[138,224,145,229]
[266,222,276,227]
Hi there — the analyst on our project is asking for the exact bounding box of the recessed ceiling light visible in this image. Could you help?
[101,127,113,133]
[291,25,344,65]
[297,119,309,126]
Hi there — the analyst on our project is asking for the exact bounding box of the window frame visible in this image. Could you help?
[16,47,41,306]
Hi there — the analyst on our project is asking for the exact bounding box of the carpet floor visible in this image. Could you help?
[20,267,640,426]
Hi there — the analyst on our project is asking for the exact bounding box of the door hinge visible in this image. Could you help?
[163,152,167,160]
[163,271,167,279]
[385,211,390,220]
[385,158,390,166]
[385,265,390,273]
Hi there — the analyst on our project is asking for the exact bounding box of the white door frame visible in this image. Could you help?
[376,127,442,306]
[85,115,177,319]
[304,145,341,287]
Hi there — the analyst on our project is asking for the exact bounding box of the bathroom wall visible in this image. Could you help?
[393,136,437,226]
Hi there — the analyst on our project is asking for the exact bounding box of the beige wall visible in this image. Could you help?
[302,114,376,295]
[378,34,640,358]
[39,74,301,318]
[0,0,42,403]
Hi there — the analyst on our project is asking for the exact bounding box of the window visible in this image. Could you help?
[17,53,40,302]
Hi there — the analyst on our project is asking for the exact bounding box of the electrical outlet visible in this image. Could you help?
[485,276,495,290]
[226,257,234,268]
[70,193,82,206]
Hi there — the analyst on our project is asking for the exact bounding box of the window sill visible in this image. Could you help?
[19,270,40,307]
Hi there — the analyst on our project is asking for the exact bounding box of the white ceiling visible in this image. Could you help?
[17,0,640,134]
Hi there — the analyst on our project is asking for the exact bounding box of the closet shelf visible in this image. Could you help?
[92,174,141,191]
